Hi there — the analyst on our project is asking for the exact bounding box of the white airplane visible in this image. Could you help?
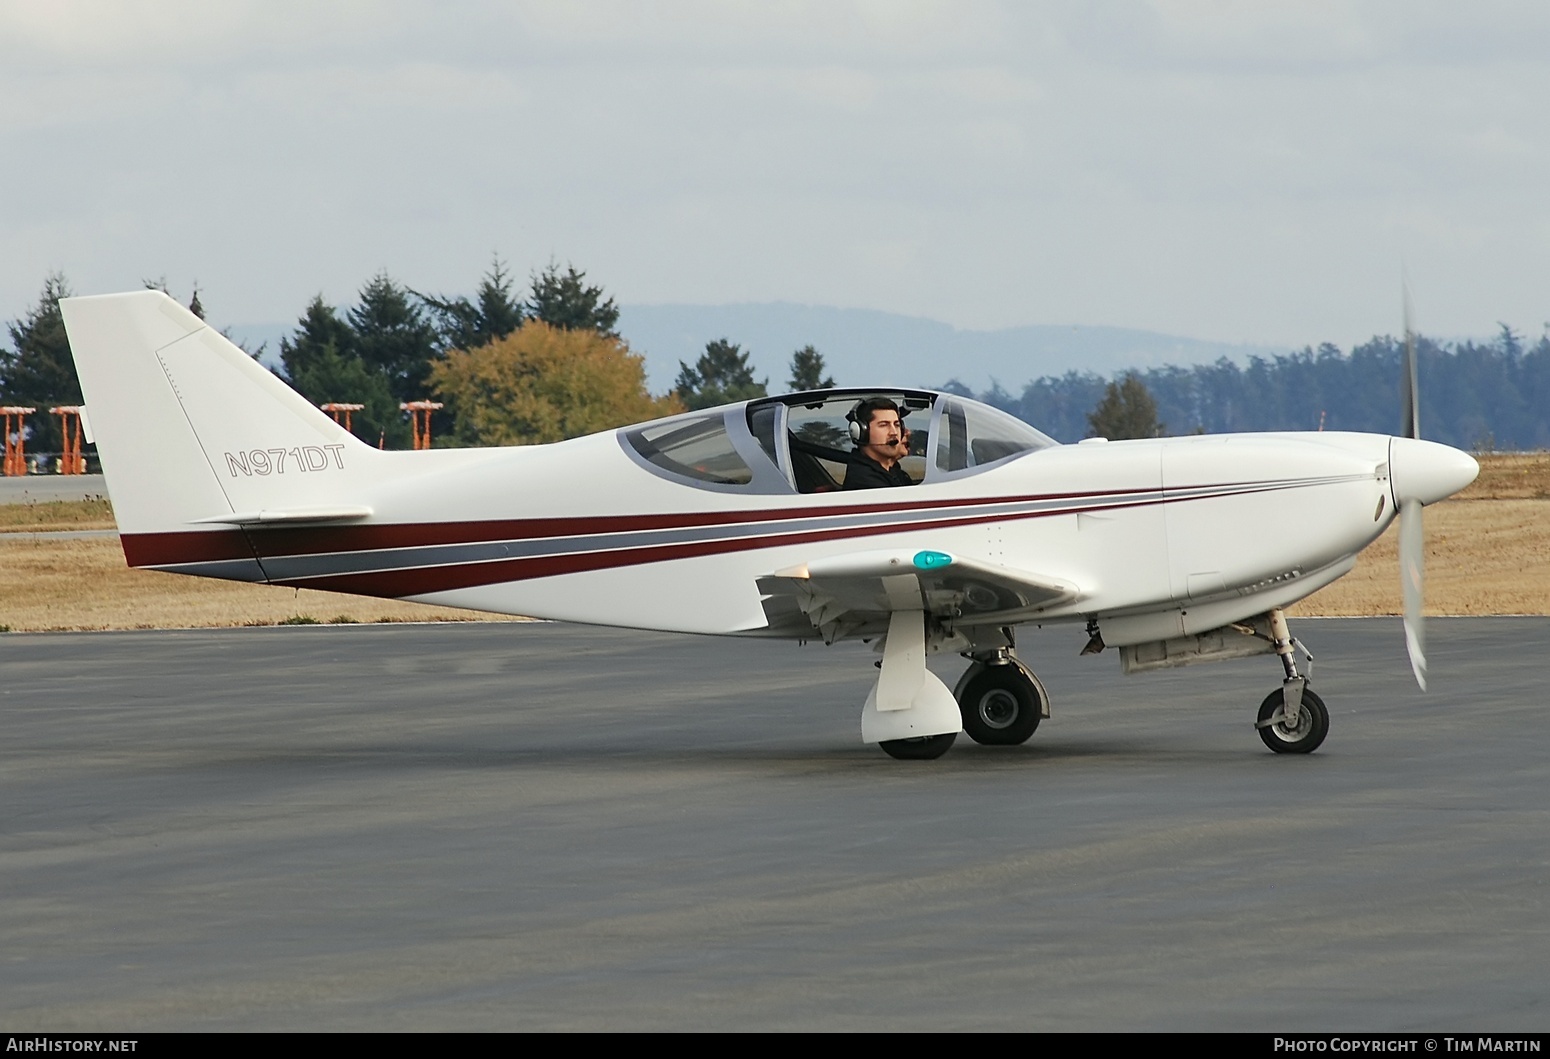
[60,290,1479,760]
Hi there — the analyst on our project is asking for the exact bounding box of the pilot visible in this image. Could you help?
[842,397,916,489]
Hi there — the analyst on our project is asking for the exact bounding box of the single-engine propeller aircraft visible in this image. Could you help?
[61,291,1479,759]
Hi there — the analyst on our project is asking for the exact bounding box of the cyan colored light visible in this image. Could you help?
[913,550,953,571]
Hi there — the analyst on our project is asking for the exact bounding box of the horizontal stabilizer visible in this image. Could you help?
[188,506,375,526]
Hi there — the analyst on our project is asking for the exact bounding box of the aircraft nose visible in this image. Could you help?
[1389,437,1479,506]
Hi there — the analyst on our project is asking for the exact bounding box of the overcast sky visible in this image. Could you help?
[4,1,1548,350]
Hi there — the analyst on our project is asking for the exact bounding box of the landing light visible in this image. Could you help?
[914,550,954,571]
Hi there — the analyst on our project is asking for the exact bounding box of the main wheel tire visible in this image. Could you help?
[958,666,1043,745]
[878,732,958,760]
[1256,687,1329,754]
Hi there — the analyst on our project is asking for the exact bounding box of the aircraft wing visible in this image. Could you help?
[757,548,1081,642]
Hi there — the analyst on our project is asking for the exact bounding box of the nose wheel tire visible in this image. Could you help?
[1256,687,1329,754]
[958,665,1043,746]
[878,732,958,760]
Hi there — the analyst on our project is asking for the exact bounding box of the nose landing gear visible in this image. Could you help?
[1256,687,1329,753]
[1254,608,1328,754]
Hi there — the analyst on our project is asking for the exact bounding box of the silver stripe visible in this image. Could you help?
[253,489,1168,582]
[149,558,269,582]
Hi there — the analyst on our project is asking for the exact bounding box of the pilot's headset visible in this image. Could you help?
[846,400,871,445]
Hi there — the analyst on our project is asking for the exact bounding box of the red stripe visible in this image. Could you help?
[121,486,1161,567]
[122,528,254,568]
[267,498,1171,598]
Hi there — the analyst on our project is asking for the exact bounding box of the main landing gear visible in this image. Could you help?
[878,732,958,761]
[876,651,1049,761]
[1255,608,1328,754]
[956,654,1047,746]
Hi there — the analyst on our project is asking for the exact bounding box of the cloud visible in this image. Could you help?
[4,1,1550,349]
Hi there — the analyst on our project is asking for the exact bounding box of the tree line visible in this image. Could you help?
[0,262,838,455]
[946,326,1550,449]
[5,265,1549,454]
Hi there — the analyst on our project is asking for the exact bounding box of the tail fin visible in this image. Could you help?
[61,291,376,538]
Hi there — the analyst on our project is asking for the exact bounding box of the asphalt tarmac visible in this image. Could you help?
[2,618,1546,1031]
[0,474,108,504]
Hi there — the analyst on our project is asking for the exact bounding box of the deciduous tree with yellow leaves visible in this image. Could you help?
[431,320,682,446]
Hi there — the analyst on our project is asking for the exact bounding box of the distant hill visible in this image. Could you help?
[614,303,1289,394]
[233,303,1289,394]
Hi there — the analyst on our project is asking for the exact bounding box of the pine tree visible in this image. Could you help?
[674,339,768,410]
[1086,373,1164,439]
[527,262,619,336]
[418,257,524,352]
[278,294,416,447]
[280,295,357,383]
[349,272,441,404]
[287,340,408,449]
[1,273,79,455]
[787,345,835,391]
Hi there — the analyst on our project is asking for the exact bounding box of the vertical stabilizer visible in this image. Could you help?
[60,291,374,538]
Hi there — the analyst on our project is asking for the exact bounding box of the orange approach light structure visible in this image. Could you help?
[49,405,87,474]
[401,401,443,451]
[320,402,365,432]
[2,406,36,476]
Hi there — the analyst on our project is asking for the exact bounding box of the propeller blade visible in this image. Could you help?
[1401,280,1421,440]
[1399,497,1426,691]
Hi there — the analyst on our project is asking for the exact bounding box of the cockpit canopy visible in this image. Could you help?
[621,389,1058,494]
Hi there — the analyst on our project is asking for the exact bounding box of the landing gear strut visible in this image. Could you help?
[1255,608,1328,754]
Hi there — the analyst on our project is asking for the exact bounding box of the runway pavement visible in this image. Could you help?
[0,474,108,504]
[1,617,1546,1031]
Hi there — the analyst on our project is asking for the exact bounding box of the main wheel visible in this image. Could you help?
[878,732,958,760]
[958,665,1043,746]
[1256,687,1329,754]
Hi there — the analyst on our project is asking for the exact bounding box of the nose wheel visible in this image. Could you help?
[1256,687,1329,754]
[1254,608,1328,754]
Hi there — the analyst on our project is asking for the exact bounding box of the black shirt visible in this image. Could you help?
[842,449,915,490]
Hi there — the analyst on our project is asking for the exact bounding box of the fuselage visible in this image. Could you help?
[120,390,1471,645]
[58,293,1480,647]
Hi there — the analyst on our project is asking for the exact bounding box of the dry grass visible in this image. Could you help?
[0,498,115,532]
[1,454,1546,631]
[1456,451,1550,500]
[1291,453,1550,616]
[1291,499,1550,616]
[0,536,524,632]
